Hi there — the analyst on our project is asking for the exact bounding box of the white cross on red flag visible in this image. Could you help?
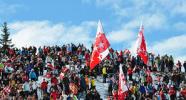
[90,20,110,70]
[136,24,148,64]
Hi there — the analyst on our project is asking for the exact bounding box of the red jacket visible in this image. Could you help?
[51,77,58,85]
[9,49,15,55]
[160,90,165,100]
[41,81,47,90]
[85,53,90,61]
[127,68,133,75]
[169,88,176,96]
[22,74,29,82]
[146,76,152,84]
[50,91,58,100]
[180,89,186,96]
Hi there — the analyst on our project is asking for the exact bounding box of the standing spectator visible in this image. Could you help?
[80,74,86,92]
[41,79,48,93]
[108,77,113,96]
[51,75,58,86]
[146,84,154,99]
[60,91,68,100]
[29,69,37,81]
[146,74,153,84]
[127,67,133,81]
[102,66,107,83]
[50,88,58,100]
[92,88,101,100]
[91,77,95,89]
[85,75,90,90]
[169,86,176,100]
[22,81,31,98]
[168,56,174,72]
[31,80,37,95]
[85,89,93,100]
[183,61,186,72]
[37,86,43,100]
[160,89,166,100]
[139,84,146,99]
[176,60,182,72]
[180,87,186,99]
[63,75,70,95]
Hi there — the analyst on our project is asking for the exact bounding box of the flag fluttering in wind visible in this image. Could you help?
[90,20,110,70]
[118,64,128,99]
[136,24,148,64]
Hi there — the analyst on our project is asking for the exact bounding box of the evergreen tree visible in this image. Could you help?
[0,22,14,50]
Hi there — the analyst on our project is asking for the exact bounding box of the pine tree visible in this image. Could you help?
[0,22,14,50]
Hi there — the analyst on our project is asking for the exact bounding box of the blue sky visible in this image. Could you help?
[0,0,186,61]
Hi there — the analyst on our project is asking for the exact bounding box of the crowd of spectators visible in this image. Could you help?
[0,43,186,100]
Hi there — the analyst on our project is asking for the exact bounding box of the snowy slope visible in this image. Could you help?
[95,76,109,100]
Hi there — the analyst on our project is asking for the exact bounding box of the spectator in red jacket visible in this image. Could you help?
[146,75,152,84]
[180,88,186,99]
[51,75,58,85]
[50,88,58,100]
[169,86,176,100]
[159,89,166,100]
[22,73,29,82]
[41,79,48,93]
[127,67,133,81]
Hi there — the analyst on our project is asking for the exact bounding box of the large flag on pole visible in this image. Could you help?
[136,24,148,64]
[118,64,128,99]
[90,20,110,70]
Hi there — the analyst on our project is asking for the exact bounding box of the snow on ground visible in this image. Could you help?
[96,76,109,100]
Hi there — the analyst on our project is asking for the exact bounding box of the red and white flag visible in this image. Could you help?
[90,20,110,70]
[118,64,128,99]
[136,24,148,64]
[3,86,11,95]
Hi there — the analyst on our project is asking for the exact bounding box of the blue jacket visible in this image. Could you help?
[26,63,34,74]
[29,71,37,79]
[139,85,146,94]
